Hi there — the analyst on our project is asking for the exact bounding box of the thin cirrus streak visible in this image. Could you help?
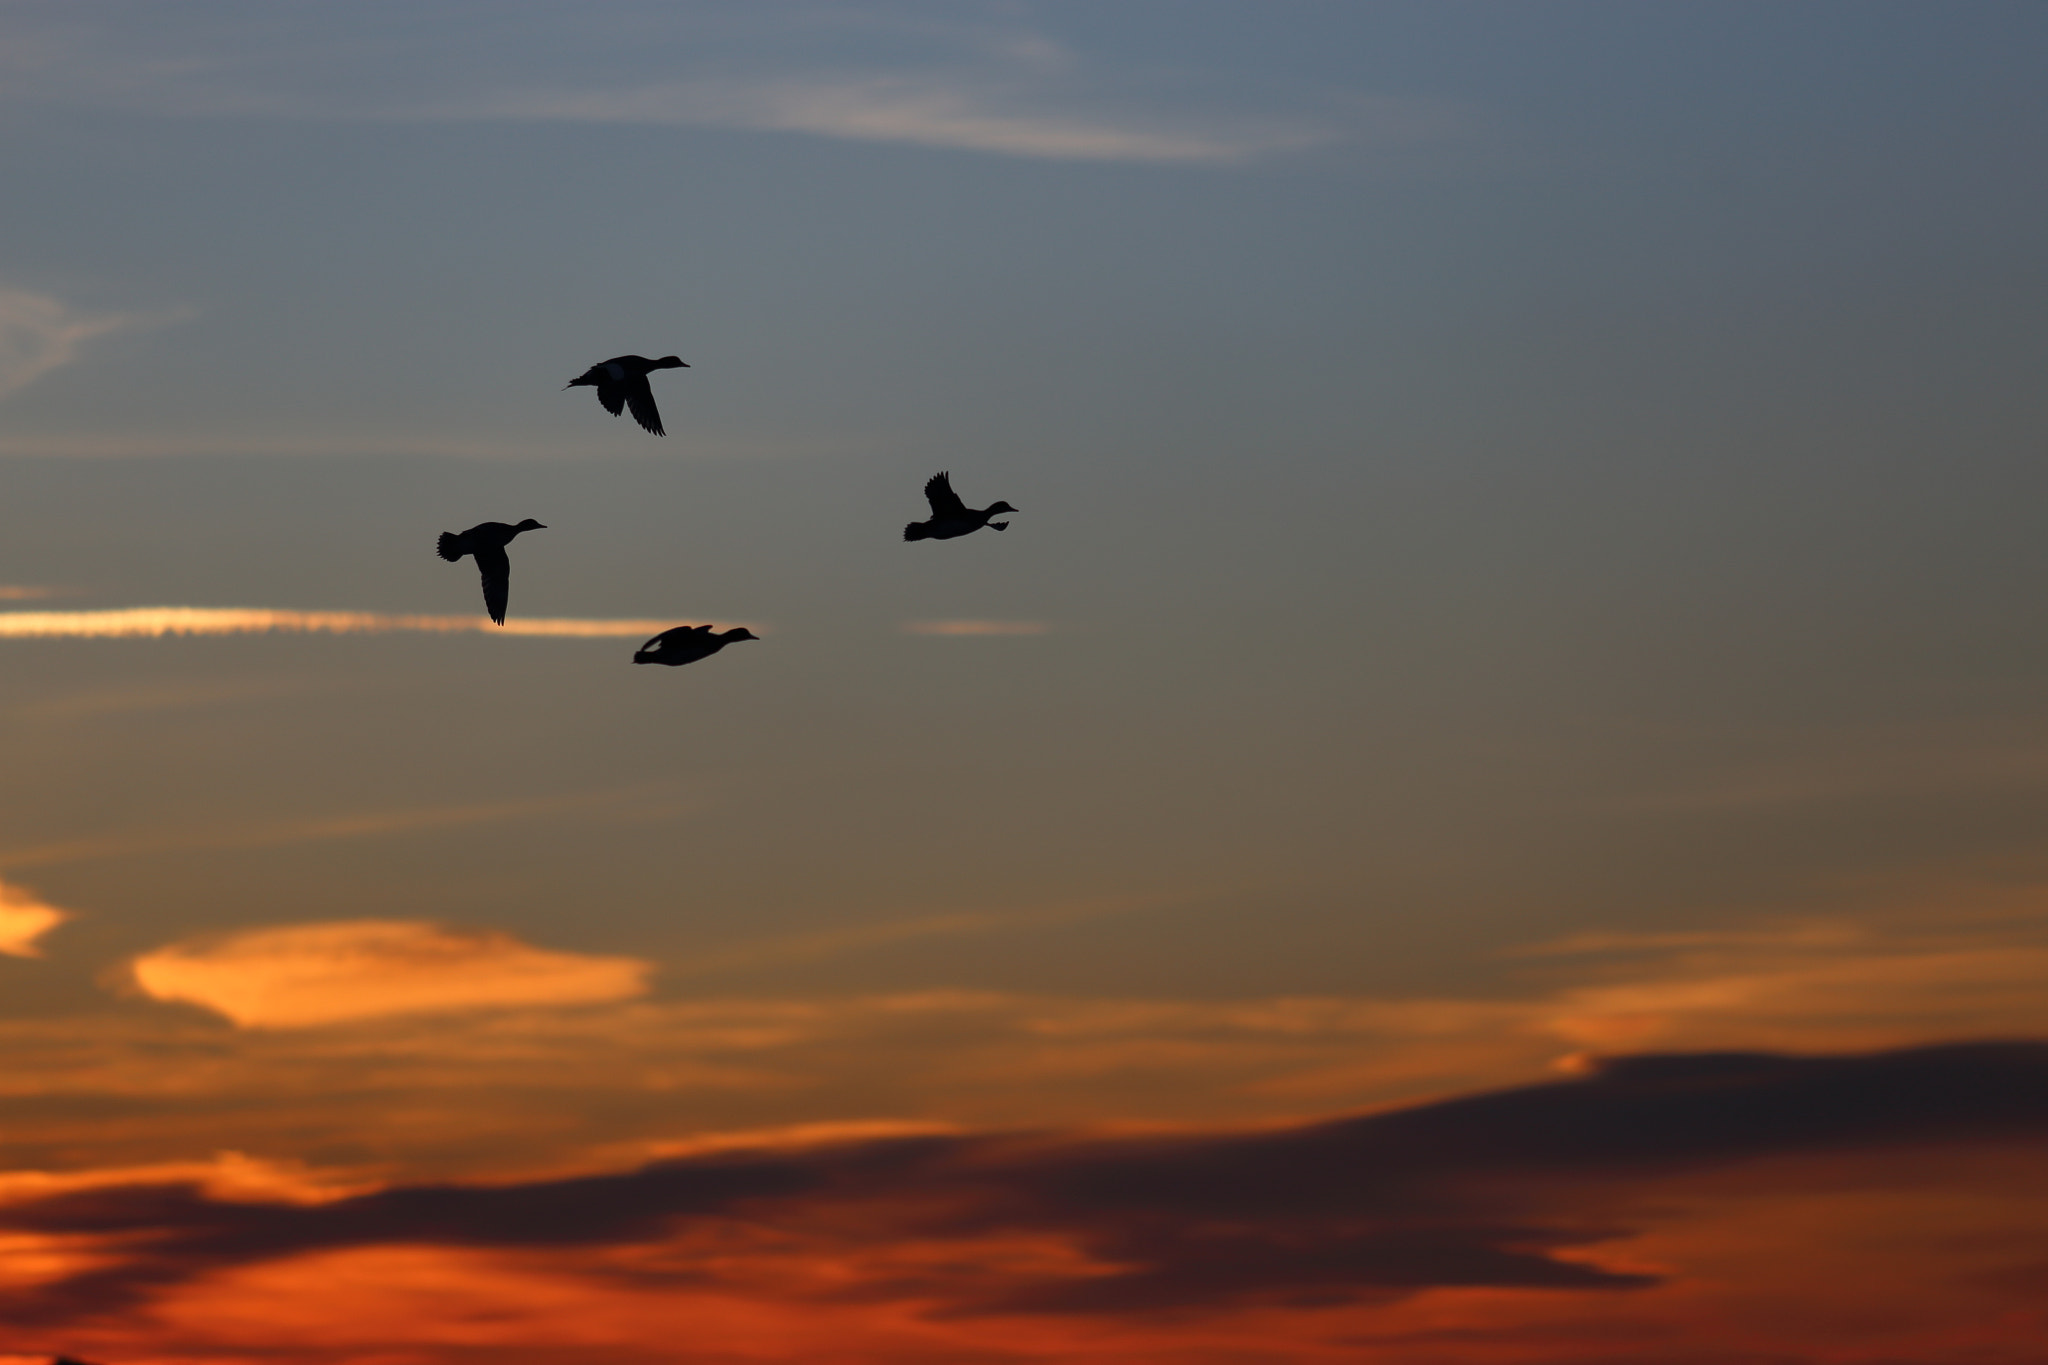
[901,620,1050,636]
[0,783,697,872]
[0,607,733,639]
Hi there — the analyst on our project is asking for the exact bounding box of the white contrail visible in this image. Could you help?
[0,607,718,639]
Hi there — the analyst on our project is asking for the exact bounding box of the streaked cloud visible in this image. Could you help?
[0,879,67,957]
[901,619,1050,636]
[0,285,160,399]
[0,606,722,639]
[127,920,652,1028]
[0,896,2023,1183]
[0,430,883,460]
[0,585,60,601]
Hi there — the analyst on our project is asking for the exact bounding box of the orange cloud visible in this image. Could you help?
[0,879,67,957]
[127,920,651,1028]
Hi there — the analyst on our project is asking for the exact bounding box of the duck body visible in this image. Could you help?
[633,624,759,667]
[436,518,546,625]
[566,354,688,436]
[903,471,1018,541]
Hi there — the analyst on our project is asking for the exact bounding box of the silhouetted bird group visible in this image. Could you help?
[434,355,1018,664]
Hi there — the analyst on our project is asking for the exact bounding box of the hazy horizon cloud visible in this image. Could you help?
[128,919,653,1028]
[0,899,2029,1173]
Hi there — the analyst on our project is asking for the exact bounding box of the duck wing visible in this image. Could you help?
[622,375,665,436]
[594,383,628,418]
[474,544,512,625]
[923,471,968,518]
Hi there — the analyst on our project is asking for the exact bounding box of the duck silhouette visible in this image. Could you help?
[436,519,546,625]
[633,624,759,666]
[903,471,1017,541]
[566,354,689,436]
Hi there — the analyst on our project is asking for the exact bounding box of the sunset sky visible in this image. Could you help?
[2,3,2047,1362]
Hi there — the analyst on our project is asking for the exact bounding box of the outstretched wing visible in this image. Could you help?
[594,382,628,418]
[474,545,511,625]
[923,471,967,518]
[623,376,666,436]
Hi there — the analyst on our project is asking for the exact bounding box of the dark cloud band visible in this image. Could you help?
[2,1041,2043,1326]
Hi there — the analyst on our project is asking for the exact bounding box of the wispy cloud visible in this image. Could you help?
[0,896,2027,1180]
[0,784,696,871]
[0,606,726,639]
[901,619,1050,636]
[0,879,68,956]
[0,586,61,601]
[670,895,1161,978]
[127,920,652,1028]
[0,4,1455,165]
[448,76,1344,163]
[0,431,881,460]
[0,285,164,399]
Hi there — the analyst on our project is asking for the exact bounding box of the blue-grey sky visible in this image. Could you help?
[2,7,2048,1359]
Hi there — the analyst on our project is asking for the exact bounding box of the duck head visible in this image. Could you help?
[655,355,690,369]
[985,500,1019,516]
[515,518,547,533]
[720,627,760,643]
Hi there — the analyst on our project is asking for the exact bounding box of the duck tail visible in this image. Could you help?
[903,523,929,542]
[632,650,657,665]
[435,532,465,562]
[986,521,1009,531]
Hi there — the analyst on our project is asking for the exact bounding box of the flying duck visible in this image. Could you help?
[632,624,759,666]
[903,471,1017,541]
[436,519,546,625]
[565,354,689,436]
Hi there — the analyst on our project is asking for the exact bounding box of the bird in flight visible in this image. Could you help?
[904,471,1017,541]
[632,624,759,667]
[565,354,689,436]
[436,519,546,625]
